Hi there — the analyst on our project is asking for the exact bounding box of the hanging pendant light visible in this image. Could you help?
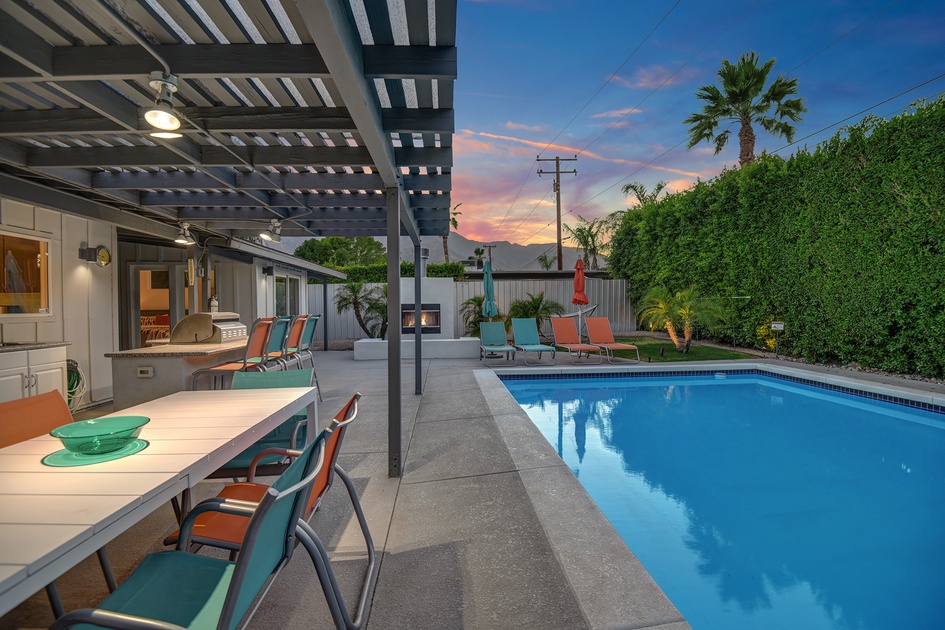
[145,72,181,131]
[260,219,282,243]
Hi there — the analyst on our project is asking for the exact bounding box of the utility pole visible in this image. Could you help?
[537,155,577,270]
[483,243,497,265]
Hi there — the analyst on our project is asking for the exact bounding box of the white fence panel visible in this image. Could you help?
[308,277,633,341]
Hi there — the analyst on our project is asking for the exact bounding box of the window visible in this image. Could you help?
[1,231,50,315]
[275,273,300,316]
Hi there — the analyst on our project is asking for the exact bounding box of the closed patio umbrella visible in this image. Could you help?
[572,258,589,339]
[482,260,498,319]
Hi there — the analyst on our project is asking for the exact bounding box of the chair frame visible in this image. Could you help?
[511,318,557,366]
[479,321,516,366]
[585,317,641,363]
[50,427,328,630]
[550,317,603,364]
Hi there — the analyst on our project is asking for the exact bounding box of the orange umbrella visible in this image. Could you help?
[572,259,588,306]
[572,259,589,339]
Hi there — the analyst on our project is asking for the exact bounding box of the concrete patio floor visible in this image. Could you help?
[5,350,944,630]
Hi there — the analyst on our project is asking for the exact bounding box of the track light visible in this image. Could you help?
[145,72,181,131]
[174,222,196,246]
[260,219,282,243]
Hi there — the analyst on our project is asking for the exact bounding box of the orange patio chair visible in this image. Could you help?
[551,317,603,364]
[585,317,641,363]
[190,316,274,389]
[0,391,118,616]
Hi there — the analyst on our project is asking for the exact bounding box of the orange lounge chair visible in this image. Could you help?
[586,317,641,363]
[551,317,602,364]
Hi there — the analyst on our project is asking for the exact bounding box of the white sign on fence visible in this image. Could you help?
[771,321,785,331]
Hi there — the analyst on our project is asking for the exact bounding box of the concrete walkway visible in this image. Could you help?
[6,351,944,629]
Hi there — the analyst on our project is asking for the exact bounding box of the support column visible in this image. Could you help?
[322,280,328,350]
[414,243,422,395]
[386,188,402,477]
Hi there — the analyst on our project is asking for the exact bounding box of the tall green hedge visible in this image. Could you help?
[609,97,945,377]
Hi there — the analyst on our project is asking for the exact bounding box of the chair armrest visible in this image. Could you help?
[246,447,303,481]
[176,497,261,550]
[50,608,187,630]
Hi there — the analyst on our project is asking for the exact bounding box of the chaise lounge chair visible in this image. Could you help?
[551,317,603,364]
[479,321,516,365]
[586,317,641,363]
[511,318,557,366]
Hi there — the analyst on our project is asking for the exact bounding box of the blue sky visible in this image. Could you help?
[450,0,945,248]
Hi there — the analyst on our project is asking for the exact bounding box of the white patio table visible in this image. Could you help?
[0,386,319,617]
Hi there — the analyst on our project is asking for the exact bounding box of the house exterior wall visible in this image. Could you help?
[0,196,119,406]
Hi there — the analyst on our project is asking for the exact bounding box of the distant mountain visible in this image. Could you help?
[266,234,586,271]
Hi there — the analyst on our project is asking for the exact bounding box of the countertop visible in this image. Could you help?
[104,339,247,358]
[0,342,71,354]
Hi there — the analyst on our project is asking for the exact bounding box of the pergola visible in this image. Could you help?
[0,0,457,476]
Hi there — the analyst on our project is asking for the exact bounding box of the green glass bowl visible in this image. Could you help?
[50,416,150,455]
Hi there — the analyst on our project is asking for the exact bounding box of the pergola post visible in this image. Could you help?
[386,188,402,477]
[414,243,422,395]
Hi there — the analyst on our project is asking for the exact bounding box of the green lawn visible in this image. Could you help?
[612,336,755,362]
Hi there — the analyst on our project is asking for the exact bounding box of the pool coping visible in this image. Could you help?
[477,360,945,629]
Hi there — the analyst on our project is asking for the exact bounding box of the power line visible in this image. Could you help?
[537,0,682,158]
[577,0,763,157]
[496,187,554,244]
[488,0,681,242]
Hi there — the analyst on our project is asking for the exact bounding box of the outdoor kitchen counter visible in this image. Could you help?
[105,339,247,358]
[106,340,247,411]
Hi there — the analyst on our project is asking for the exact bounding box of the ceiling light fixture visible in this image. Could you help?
[144,72,181,131]
[149,131,183,139]
[260,219,282,243]
[174,222,196,246]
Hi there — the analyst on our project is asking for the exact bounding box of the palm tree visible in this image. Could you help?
[637,286,721,353]
[563,216,606,269]
[684,51,807,166]
[474,247,485,269]
[442,203,462,263]
[507,292,565,338]
[363,283,389,339]
[335,282,382,338]
[622,181,667,207]
[461,295,506,336]
[537,252,556,271]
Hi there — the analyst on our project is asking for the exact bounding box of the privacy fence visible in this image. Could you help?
[307,276,632,341]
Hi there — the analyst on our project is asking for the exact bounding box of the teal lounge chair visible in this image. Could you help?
[511,318,557,365]
[479,321,516,365]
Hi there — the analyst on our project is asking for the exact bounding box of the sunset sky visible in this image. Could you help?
[449,0,945,251]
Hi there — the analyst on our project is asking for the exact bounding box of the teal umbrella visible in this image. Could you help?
[481,260,498,319]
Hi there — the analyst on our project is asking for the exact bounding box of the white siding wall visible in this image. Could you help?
[0,197,119,405]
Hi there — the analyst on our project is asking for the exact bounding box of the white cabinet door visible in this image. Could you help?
[31,361,67,397]
[0,365,28,401]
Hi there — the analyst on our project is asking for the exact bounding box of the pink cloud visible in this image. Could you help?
[591,107,643,119]
[613,64,693,89]
[505,121,545,132]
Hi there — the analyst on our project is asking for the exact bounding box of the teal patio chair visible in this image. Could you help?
[511,318,557,366]
[206,368,316,481]
[260,315,293,370]
[50,429,328,630]
[479,321,516,366]
[293,314,322,400]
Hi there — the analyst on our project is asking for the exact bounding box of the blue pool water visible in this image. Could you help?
[502,373,945,630]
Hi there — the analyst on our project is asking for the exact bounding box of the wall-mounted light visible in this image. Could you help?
[144,72,181,131]
[174,222,196,246]
[262,265,274,276]
[260,219,282,243]
[78,245,112,267]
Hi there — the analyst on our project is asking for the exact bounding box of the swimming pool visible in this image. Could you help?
[501,371,945,630]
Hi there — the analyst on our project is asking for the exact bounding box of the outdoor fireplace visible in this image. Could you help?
[402,303,441,335]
